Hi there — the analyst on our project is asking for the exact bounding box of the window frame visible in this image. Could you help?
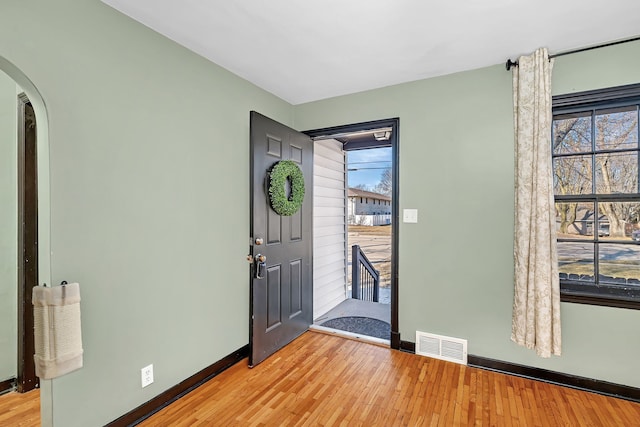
[552,83,640,310]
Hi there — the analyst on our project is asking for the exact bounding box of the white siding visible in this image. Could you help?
[350,197,392,215]
[313,139,347,320]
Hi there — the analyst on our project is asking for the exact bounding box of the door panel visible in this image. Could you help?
[250,111,313,367]
[266,265,281,330]
[267,209,281,244]
[290,211,302,241]
[289,259,302,317]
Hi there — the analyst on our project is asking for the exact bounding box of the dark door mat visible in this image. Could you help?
[320,316,390,340]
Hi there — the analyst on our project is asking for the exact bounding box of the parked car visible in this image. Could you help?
[632,230,640,242]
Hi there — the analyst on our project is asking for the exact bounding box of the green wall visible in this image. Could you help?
[0,1,293,426]
[0,71,17,383]
[295,41,640,388]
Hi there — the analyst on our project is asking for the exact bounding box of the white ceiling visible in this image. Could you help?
[101,0,640,105]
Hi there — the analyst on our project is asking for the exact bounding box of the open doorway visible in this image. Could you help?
[305,119,399,347]
[0,56,51,426]
[0,89,38,395]
[0,72,39,421]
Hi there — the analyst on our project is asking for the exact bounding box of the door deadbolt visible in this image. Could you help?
[255,238,264,245]
[254,254,267,279]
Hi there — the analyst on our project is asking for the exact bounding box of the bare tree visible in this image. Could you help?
[553,117,591,234]
[554,109,639,238]
[595,110,639,237]
[352,183,371,191]
[374,168,392,197]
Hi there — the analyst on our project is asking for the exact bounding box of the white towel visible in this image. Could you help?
[33,283,84,379]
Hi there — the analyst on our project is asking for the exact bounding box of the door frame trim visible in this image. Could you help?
[17,93,38,392]
[304,118,401,349]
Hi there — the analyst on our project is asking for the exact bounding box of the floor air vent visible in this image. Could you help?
[415,331,467,365]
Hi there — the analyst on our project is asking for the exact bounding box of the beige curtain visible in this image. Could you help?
[511,48,561,358]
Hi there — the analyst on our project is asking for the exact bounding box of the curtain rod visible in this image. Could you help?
[505,35,640,70]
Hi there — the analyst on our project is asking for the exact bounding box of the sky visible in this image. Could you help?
[347,147,392,190]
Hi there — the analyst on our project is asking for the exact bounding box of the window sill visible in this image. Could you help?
[561,291,640,310]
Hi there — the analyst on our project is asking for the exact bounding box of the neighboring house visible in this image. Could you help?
[348,188,392,216]
[0,3,638,426]
[556,205,640,237]
[556,206,610,236]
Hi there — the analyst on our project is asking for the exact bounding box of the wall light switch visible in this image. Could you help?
[403,209,418,223]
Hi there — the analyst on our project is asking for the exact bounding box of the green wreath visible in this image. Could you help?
[268,160,305,216]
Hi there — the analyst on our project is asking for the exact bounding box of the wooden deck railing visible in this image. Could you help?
[351,245,380,302]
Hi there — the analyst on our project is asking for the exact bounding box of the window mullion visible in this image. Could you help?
[591,110,599,285]
[594,200,600,283]
[591,108,596,194]
[637,105,640,196]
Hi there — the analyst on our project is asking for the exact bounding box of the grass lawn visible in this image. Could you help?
[349,224,392,236]
[348,225,392,287]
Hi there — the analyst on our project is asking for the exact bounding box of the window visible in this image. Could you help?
[552,84,640,309]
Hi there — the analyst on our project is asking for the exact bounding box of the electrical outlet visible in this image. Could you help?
[141,364,154,388]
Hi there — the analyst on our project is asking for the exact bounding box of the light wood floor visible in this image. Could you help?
[0,389,39,427]
[2,332,639,426]
[140,332,640,426]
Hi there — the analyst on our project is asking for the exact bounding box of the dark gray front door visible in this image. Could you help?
[249,111,313,367]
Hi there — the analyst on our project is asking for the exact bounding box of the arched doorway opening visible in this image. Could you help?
[0,55,51,425]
